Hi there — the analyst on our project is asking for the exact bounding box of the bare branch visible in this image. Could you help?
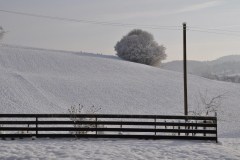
[190,90,227,117]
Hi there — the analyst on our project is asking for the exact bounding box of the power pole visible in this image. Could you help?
[183,22,188,116]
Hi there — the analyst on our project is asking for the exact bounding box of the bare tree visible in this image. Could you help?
[68,104,101,135]
[0,26,5,40]
[190,90,226,117]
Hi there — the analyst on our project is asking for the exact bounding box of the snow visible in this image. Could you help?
[0,138,240,160]
[0,44,240,159]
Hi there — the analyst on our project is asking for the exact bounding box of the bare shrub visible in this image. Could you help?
[68,104,101,135]
[190,90,226,117]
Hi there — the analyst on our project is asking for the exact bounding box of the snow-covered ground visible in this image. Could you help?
[0,44,240,159]
[0,138,240,160]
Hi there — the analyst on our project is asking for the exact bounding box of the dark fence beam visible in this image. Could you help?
[0,114,216,120]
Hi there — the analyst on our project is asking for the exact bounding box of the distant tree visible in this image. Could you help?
[0,26,5,40]
[115,29,166,66]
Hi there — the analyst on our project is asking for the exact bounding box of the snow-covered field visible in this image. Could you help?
[0,44,240,159]
[0,138,240,160]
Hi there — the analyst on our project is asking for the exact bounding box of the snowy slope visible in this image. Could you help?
[0,44,240,138]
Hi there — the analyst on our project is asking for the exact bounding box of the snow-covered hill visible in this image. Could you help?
[162,55,240,72]
[212,55,240,64]
[0,44,240,138]
[162,55,240,83]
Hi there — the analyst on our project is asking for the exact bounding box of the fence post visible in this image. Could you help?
[36,116,38,136]
[195,120,197,136]
[185,119,187,136]
[154,116,156,136]
[27,124,30,134]
[95,117,98,135]
[191,121,194,136]
[121,119,123,131]
[172,121,175,136]
[178,120,180,136]
[203,120,206,137]
[215,112,218,143]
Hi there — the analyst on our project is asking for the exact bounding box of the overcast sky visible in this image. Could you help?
[0,0,240,61]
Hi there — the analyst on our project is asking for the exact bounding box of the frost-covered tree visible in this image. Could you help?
[115,29,166,66]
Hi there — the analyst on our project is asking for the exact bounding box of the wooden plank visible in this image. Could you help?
[0,127,217,134]
[0,121,217,127]
[0,134,217,141]
[0,114,216,120]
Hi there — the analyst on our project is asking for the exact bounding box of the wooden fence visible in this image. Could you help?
[0,114,217,142]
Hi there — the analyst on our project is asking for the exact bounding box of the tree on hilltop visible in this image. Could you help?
[115,29,166,66]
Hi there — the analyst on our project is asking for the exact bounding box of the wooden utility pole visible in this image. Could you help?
[183,22,188,116]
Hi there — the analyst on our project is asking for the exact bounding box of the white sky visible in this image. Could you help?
[0,0,240,61]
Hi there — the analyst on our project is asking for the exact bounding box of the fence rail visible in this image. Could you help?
[0,114,217,142]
